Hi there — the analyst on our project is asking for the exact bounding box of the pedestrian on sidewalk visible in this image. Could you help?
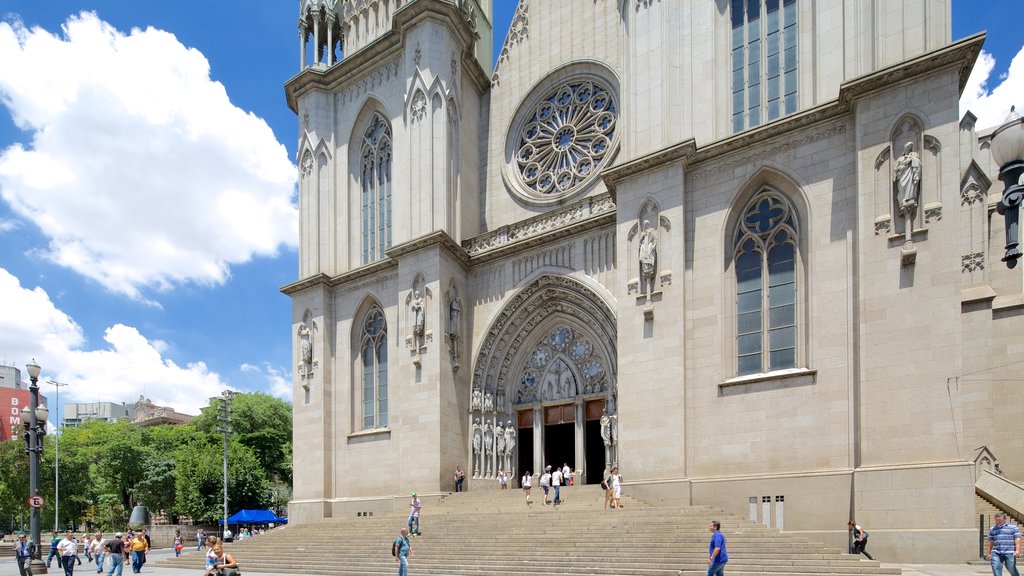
[407,492,422,536]
[562,464,571,488]
[48,530,62,568]
[454,467,465,492]
[847,521,874,560]
[196,528,206,552]
[393,527,414,576]
[521,470,532,505]
[609,466,623,509]
[105,532,125,576]
[57,530,78,576]
[13,532,36,576]
[498,468,508,490]
[91,532,106,574]
[129,530,148,573]
[601,472,614,509]
[551,465,563,505]
[540,467,551,505]
[706,520,729,576]
[986,512,1021,576]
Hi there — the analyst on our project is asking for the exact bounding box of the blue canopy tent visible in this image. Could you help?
[220,509,288,525]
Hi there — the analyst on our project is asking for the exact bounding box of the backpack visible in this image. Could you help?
[391,536,404,557]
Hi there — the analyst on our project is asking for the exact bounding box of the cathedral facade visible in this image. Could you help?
[283,0,1022,562]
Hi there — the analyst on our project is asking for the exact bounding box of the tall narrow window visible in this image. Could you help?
[360,114,392,265]
[734,191,798,376]
[731,0,798,133]
[360,307,388,429]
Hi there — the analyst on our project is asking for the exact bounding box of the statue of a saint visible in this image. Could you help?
[600,410,612,447]
[894,141,922,215]
[472,418,482,454]
[448,294,461,337]
[411,290,425,337]
[483,423,494,456]
[483,392,494,413]
[471,387,482,411]
[495,422,506,455]
[505,421,516,455]
[638,220,657,293]
[298,322,312,366]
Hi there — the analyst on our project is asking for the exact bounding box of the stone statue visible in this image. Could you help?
[609,413,618,445]
[298,321,312,367]
[600,410,612,447]
[505,421,516,455]
[495,421,506,456]
[483,392,494,413]
[472,418,482,454]
[638,219,657,295]
[894,141,922,215]
[411,290,425,338]
[483,422,494,455]
[448,294,461,337]
[471,387,482,411]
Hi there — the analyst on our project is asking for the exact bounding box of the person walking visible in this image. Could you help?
[539,467,551,505]
[848,521,874,560]
[521,470,532,505]
[129,530,148,573]
[57,530,78,576]
[561,464,571,488]
[705,520,729,576]
[48,530,63,568]
[393,527,414,576]
[609,466,623,509]
[13,532,36,576]
[498,468,508,490]
[91,532,106,574]
[551,465,563,506]
[172,530,183,557]
[601,472,614,509]
[105,533,125,576]
[407,492,422,536]
[196,528,206,552]
[986,512,1021,576]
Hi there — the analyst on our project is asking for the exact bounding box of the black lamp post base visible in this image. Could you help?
[30,557,48,574]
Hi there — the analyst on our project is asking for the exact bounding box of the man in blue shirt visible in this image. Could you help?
[987,512,1021,576]
[706,520,729,576]
[393,527,414,576]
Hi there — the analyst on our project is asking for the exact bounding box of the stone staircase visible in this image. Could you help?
[155,486,898,576]
[975,492,1024,528]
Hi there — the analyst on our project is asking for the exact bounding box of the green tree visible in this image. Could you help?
[174,438,270,521]
[191,393,292,483]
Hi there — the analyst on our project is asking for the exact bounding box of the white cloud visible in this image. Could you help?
[0,13,297,301]
[0,217,20,232]
[0,267,230,414]
[240,362,292,401]
[961,46,1024,130]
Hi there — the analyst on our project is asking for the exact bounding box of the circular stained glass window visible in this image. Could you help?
[511,79,617,200]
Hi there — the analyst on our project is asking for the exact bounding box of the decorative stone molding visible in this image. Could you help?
[463,193,616,259]
[924,203,943,224]
[874,216,892,236]
[410,90,427,123]
[962,252,984,273]
[691,123,846,179]
[635,0,660,9]
[414,45,422,67]
[495,1,528,69]
[300,152,314,178]
[335,60,401,106]
[961,182,984,206]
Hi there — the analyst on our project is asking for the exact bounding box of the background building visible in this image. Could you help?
[283,0,1022,562]
[62,401,136,428]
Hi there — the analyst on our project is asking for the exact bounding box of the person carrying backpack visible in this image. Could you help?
[392,527,414,576]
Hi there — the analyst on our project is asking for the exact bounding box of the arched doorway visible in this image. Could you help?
[470,275,617,485]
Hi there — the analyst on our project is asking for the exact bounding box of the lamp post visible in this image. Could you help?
[21,360,49,575]
[217,390,237,540]
[990,105,1024,268]
[46,379,69,531]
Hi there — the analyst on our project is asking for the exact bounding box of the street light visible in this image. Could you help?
[217,390,237,541]
[21,360,48,575]
[46,379,69,531]
[990,105,1024,268]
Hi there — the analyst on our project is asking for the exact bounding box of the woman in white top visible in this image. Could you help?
[609,466,623,509]
[521,471,532,505]
[497,468,508,490]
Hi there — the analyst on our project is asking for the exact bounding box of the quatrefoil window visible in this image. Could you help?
[512,79,617,199]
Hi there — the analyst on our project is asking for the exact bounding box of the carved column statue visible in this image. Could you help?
[472,418,482,477]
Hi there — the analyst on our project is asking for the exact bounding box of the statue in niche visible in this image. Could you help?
[448,293,461,337]
[505,421,516,455]
[483,392,494,413]
[495,421,506,456]
[496,386,506,413]
[638,219,658,296]
[410,290,425,341]
[894,141,922,215]
[298,321,312,367]
[471,387,482,411]
[472,418,482,475]
[483,422,494,476]
[600,410,612,447]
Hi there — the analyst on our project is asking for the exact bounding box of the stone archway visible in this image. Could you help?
[469,275,617,484]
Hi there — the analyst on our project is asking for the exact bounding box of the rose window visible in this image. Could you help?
[514,80,617,197]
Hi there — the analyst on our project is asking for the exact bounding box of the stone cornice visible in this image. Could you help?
[461,193,616,264]
[602,33,986,192]
[280,272,333,296]
[385,229,470,266]
[285,0,489,112]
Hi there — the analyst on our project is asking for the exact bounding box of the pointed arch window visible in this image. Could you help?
[734,190,798,376]
[360,307,388,429]
[731,0,798,132]
[360,114,392,265]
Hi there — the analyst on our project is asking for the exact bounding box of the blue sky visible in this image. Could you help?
[0,1,1021,422]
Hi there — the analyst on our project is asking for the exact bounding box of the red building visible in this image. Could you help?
[0,387,47,442]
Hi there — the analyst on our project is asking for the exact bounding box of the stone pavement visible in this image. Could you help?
[0,555,997,576]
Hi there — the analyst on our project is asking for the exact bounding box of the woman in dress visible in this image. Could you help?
[609,466,623,509]
[497,468,508,490]
[172,530,183,557]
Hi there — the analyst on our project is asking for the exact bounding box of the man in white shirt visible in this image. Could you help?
[561,464,571,488]
[539,468,551,505]
[57,530,78,576]
[551,466,563,506]
[91,532,106,574]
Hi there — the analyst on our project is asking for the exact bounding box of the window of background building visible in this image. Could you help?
[731,0,798,132]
